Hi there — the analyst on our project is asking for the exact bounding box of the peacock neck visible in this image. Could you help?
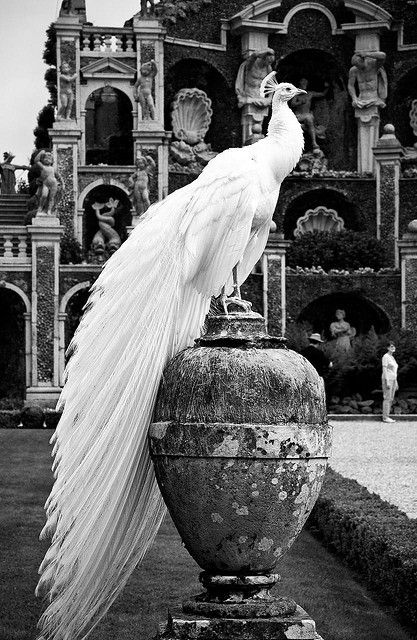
[266,102,304,172]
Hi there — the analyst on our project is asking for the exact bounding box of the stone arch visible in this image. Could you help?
[282,3,338,34]
[391,65,417,148]
[230,0,391,23]
[165,58,237,150]
[298,291,391,337]
[0,284,31,399]
[84,86,134,165]
[58,281,91,385]
[283,188,359,239]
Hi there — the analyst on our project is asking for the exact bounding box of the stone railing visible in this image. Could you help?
[0,227,30,264]
[81,26,136,53]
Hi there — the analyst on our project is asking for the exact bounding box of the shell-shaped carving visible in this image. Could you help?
[171,88,213,145]
[294,206,345,238]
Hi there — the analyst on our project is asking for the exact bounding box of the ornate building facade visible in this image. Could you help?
[1,0,417,405]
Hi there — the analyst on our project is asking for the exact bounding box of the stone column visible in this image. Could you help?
[26,217,64,406]
[398,228,417,330]
[55,15,82,123]
[49,126,82,239]
[264,234,291,336]
[374,124,403,268]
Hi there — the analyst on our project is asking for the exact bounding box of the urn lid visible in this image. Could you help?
[198,312,287,349]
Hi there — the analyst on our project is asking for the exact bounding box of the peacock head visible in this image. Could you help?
[260,72,306,108]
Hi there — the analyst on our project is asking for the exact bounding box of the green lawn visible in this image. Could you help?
[0,430,415,640]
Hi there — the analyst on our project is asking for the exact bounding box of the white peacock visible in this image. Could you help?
[294,205,345,237]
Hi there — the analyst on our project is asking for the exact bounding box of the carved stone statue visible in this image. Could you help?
[128,152,156,218]
[409,99,417,148]
[134,60,158,120]
[140,0,155,17]
[329,309,356,357]
[33,150,63,216]
[348,50,387,173]
[91,198,122,259]
[235,48,275,145]
[0,152,29,194]
[290,78,329,150]
[169,88,217,171]
[57,61,77,120]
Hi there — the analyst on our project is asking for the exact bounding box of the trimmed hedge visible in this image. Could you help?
[308,468,417,626]
[0,408,61,429]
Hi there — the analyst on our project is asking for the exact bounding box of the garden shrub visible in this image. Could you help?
[286,230,387,272]
[0,411,21,429]
[308,468,417,625]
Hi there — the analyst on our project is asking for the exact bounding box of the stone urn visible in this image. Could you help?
[149,312,331,638]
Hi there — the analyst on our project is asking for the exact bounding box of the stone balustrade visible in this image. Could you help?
[81,27,136,53]
[0,227,30,264]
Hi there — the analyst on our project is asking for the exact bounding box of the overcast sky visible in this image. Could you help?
[0,0,141,166]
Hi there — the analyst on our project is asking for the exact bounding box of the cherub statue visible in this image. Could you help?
[91,198,122,259]
[33,150,64,216]
[133,60,158,120]
[140,0,155,17]
[57,61,77,120]
[128,152,156,217]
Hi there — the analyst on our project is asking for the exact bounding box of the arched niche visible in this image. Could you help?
[298,291,391,338]
[64,286,91,354]
[0,287,27,399]
[85,86,133,165]
[283,188,359,239]
[276,49,354,169]
[165,59,238,151]
[82,184,132,258]
[391,66,417,148]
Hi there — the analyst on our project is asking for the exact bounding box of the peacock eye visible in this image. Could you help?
[286,87,291,91]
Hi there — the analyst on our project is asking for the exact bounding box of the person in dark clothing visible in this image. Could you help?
[301,333,331,378]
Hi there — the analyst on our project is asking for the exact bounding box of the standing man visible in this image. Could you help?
[301,333,331,378]
[381,342,398,423]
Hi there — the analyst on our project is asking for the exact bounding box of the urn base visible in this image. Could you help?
[155,606,323,639]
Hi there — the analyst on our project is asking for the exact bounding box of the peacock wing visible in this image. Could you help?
[180,148,265,296]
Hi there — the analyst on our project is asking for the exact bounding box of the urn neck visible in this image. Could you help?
[198,312,286,348]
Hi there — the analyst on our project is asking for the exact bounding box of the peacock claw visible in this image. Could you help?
[221,296,253,315]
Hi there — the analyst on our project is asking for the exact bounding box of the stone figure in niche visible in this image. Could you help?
[128,152,156,217]
[140,0,155,17]
[290,78,329,150]
[169,88,217,172]
[0,152,29,194]
[91,198,122,259]
[57,61,77,120]
[235,48,275,144]
[329,309,356,357]
[134,60,158,120]
[33,150,64,216]
[348,50,387,172]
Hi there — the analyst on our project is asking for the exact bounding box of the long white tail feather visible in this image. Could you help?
[36,97,304,639]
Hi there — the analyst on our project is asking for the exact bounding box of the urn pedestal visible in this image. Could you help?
[149,312,331,639]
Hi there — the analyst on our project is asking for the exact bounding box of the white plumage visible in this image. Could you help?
[36,76,305,640]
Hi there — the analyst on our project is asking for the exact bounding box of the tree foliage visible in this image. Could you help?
[155,0,212,25]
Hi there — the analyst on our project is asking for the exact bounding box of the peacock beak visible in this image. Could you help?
[295,89,307,95]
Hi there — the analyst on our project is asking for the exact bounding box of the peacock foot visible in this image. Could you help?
[221,296,252,316]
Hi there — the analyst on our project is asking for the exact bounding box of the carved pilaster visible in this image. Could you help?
[263,234,291,336]
[398,233,417,331]
[26,217,64,406]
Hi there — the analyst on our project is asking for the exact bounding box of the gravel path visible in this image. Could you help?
[329,419,417,519]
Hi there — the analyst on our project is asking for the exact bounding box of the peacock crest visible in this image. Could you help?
[260,71,279,98]
[171,88,213,146]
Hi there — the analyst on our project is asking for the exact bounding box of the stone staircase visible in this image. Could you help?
[0,194,29,226]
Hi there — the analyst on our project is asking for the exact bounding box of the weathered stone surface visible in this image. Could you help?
[155,606,317,639]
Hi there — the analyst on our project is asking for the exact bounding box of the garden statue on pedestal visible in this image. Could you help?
[169,88,217,173]
[57,61,77,121]
[140,0,155,17]
[134,60,158,120]
[33,150,63,216]
[290,78,329,150]
[128,152,156,219]
[329,309,356,357]
[0,152,29,194]
[90,198,122,261]
[348,51,387,173]
[235,48,275,144]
